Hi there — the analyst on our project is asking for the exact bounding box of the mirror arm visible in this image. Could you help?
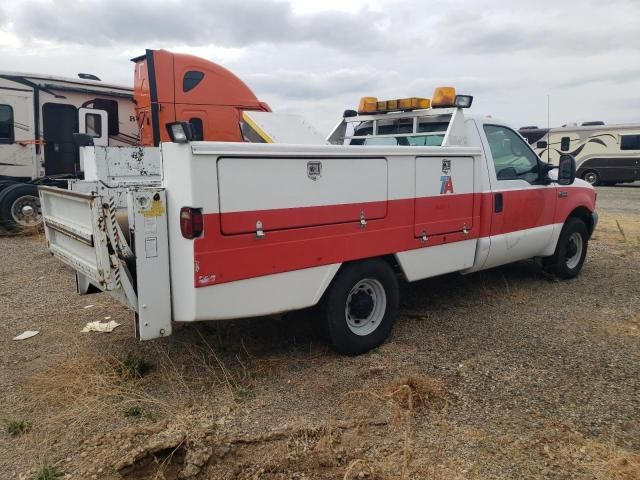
[539,161,555,184]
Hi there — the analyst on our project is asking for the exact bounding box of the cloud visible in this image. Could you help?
[0,0,638,132]
[558,67,640,88]
[244,68,398,99]
[2,0,388,50]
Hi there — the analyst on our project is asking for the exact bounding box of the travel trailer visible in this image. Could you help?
[519,122,640,186]
[0,72,137,229]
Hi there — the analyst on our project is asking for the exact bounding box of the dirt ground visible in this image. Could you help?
[1,185,639,480]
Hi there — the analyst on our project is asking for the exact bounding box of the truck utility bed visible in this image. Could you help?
[39,103,596,355]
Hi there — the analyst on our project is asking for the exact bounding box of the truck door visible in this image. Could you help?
[79,108,108,146]
[481,124,557,269]
[43,103,79,175]
[0,89,36,179]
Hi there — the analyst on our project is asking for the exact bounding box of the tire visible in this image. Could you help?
[0,180,18,193]
[543,217,588,279]
[320,259,399,355]
[582,170,600,186]
[0,183,42,232]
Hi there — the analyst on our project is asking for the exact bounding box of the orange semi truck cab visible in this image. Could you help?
[132,49,271,146]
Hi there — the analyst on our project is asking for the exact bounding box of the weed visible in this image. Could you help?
[4,419,30,437]
[119,353,153,378]
[33,465,62,480]
[124,405,155,420]
[124,405,143,417]
[232,385,253,403]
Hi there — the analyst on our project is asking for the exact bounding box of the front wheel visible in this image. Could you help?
[543,217,588,279]
[321,259,399,355]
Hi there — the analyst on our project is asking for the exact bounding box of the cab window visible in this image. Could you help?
[483,125,540,183]
[352,136,402,146]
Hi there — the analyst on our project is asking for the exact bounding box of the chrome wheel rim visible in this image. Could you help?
[565,232,583,270]
[10,195,42,227]
[345,278,386,336]
[584,172,597,185]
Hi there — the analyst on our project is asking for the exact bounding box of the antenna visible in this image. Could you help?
[546,94,550,163]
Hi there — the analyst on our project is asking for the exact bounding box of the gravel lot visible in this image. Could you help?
[0,185,638,479]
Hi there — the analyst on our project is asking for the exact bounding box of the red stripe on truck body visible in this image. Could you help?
[192,186,594,287]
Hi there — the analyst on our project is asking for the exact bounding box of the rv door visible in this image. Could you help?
[79,108,108,146]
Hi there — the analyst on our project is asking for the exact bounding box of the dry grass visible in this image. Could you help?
[15,332,254,477]
[593,213,640,246]
[582,439,640,480]
[543,430,640,480]
[342,375,448,480]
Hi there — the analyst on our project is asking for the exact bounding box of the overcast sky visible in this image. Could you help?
[1,0,638,133]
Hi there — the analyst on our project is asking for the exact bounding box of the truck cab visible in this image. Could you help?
[132,49,271,146]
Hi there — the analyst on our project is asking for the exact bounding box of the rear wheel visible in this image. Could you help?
[0,183,42,232]
[543,217,588,279]
[321,259,399,355]
[582,170,600,186]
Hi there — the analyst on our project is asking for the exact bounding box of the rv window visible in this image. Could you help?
[537,141,547,149]
[85,113,102,137]
[183,71,205,93]
[560,136,571,151]
[189,117,204,141]
[620,135,640,150]
[0,104,14,144]
[92,99,119,136]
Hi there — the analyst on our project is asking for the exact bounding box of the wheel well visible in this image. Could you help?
[568,207,594,236]
[337,255,404,279]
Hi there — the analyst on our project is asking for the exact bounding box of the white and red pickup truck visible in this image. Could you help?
[39,87,597,354]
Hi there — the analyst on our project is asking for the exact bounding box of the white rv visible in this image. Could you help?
[520,122,640,186]
[0,72,137,230]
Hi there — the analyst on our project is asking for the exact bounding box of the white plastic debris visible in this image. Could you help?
[83,304,95,309]
[82,320,120,333]
[13,330,39,341]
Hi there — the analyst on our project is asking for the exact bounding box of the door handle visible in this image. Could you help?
[494,193,503,213]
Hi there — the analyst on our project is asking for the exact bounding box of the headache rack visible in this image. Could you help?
[327,107,469,148]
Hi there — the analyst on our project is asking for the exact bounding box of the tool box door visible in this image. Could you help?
[414,156,475,237]
[217,157,388,235]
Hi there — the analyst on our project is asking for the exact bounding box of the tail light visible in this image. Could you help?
[180,207,203,239]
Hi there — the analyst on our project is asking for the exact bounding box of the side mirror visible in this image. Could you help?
[558,154,576,185]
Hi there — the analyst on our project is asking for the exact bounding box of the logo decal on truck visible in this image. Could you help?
[307,161,322,181]
[440,159,454,194]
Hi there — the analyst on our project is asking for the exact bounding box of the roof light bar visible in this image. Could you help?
[357,96,431,114]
